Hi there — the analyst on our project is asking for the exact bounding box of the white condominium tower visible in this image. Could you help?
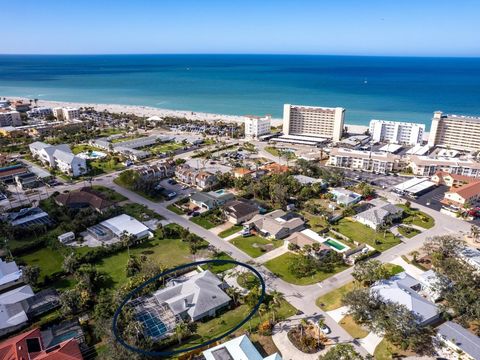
[428,111,480,152]
[244,115,271,140]
[283,104,344,142]
[369,119,425,145]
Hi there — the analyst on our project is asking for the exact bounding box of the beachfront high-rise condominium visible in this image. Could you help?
[283,104,345,142]
[244,115,271,140]
[53,107,80,121]
[428,111,480,152]
[0,110,22,127]
[369,119,425,145]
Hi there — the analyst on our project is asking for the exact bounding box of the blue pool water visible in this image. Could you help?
[137,312,168,338]
[1,55,479,128]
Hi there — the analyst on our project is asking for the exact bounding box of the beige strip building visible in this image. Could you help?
[408,155,480,178]
[328,147,403,174]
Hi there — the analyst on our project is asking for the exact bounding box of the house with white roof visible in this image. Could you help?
[371,272,440,326]
[354,203,403,230]
[458,246,480,271]
[329,188,362,206]
[29,141,87,177]
[0,259,23,290]
[203,334,282,360]
[100,214,153,240]
[153,270,231,322]
[0,285,35,334]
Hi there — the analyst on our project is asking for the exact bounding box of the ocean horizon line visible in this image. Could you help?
[1,53,480,59]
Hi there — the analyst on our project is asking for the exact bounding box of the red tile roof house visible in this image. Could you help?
[0,328,83,360]
[55,187,115,213]
[441,180,480,210]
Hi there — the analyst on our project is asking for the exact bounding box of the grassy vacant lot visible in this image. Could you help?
[397,225,421,238]
[166,204,185,215]
[190,210,224,229]
[121,203,163,221]
[91,185,127,202]
[384,263,405,276]
[265,252,349,285]
[149,142,183,155]
[87,157,125,176]
[20,248,65,283]
[113,177,164,202]
[202,252,236,274]
[264,146,296,160]
[339,315,369,339]
[333,219,401,252]
[230,236,283,258]
[95,236,192,289]
[302,212,329,232]
[171,301,296,351]
[399,205,435,229]
[316,281,356,311]
[218,225,243,238]
[237,273,260,290]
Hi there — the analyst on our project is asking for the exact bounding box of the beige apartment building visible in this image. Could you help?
[409,155,480,178]
[428,111,480,152]
[328,147,403,174]
[283,104,344,142]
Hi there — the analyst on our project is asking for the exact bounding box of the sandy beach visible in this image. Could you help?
[4,95,371,133]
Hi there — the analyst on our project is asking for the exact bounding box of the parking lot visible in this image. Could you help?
[406,185,449,211]
[338,168,410,189]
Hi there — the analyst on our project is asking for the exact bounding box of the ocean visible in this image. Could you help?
[0,54,479,128]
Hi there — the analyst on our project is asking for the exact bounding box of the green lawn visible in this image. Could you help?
[91,185,127,202]
[110,134,146,143]
[166,204,185,215]
[265,252,349,285]
[113,178,164,202]
[149,142,184,155]
[316,281,356,311]
[384,263,405,276]
[171,300,296,350]
[264,146,296,160]
[399,205,435,229]
[71,144,101,154]
[334,219,402,251]
[121,203,163,221]
[202,252,236,274]
[20,248,65,282]
[302,212,329,232]
[230,236,283,258]
[87,157,125,176]
[339,315,369,339]
[397,225,421,238]
[237,273,260,290]
[374,339,415,360]
[95,236,192,289]
[218,225,243,238]
[191,216,217,229]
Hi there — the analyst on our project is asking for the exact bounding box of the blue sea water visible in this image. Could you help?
[0,54,479,128]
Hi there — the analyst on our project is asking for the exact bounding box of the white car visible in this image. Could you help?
[319,324,331,334]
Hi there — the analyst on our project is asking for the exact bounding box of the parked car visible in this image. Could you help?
[191,211,200,217]
[166,191,177,199]
[168,179,177,185]
[319,324,331,334]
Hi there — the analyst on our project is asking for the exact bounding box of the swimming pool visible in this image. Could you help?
[49,330,78,347]
[137,312,169,339]
[77,151,107,160]
[324,238,349,252]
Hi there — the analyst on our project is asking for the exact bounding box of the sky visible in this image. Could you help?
[1,0,479,56]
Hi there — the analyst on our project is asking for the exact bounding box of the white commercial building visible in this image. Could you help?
[0,110,22,127]
[244,115,271,140]
[369,119,425,145]
[408,155,480,178]
[428,111,480,152]
[282,104,344,142]
[29,141,88,177]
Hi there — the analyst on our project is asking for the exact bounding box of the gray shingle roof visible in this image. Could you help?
[438,321,480,359]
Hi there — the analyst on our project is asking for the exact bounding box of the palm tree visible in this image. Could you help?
[471,225,480,242]
[174,321,189,344]
[226,287,241,306]
[120,231,135,257]
[270,290,285,307]
[268,301,278,324]
[258,303,267,321]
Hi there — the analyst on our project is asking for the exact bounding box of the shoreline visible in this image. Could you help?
[3,95,370,134]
